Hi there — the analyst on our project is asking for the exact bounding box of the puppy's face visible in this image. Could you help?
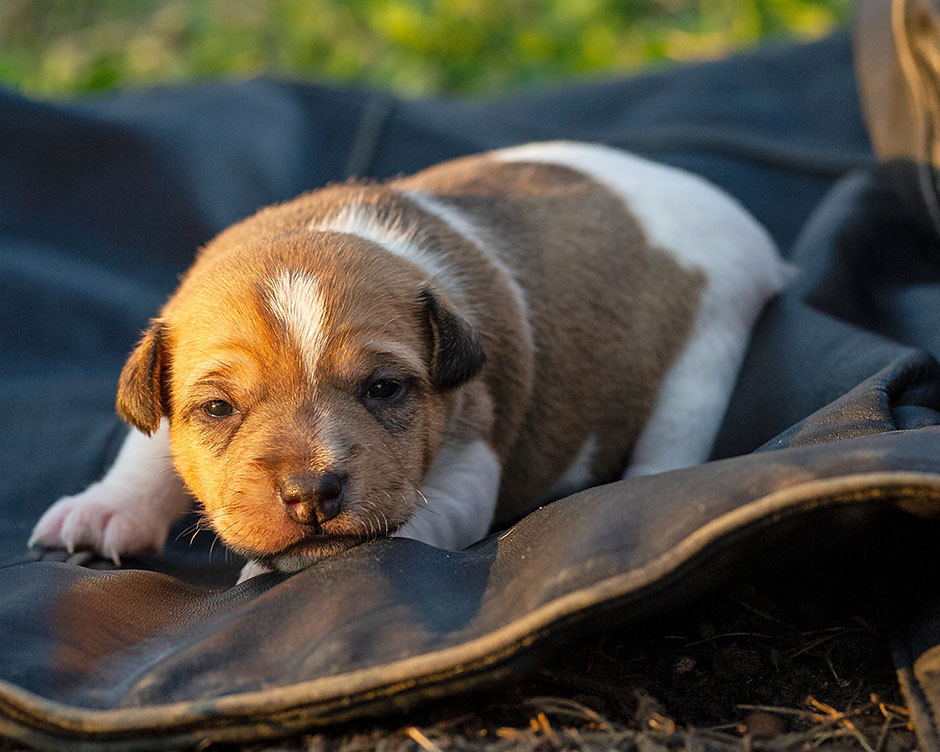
[117,233,485,571]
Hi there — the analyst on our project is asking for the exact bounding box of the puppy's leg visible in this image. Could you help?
[29,421,190,565]
[394,438,501,551]
[624,298,760,478]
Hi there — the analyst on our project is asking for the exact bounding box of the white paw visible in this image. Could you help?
[237,560,273,583]
[29,482,173,566]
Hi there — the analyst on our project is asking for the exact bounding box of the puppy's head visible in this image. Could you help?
[117,232,485,571]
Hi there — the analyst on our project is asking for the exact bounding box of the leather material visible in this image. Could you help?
[3,429,940,750]
[4,31,940,750]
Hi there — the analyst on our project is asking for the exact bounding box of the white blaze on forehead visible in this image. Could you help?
[266,268,328,373]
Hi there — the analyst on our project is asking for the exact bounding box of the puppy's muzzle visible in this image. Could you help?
[277,470,345,528]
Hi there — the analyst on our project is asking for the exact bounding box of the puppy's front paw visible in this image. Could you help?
[29,483,170,566]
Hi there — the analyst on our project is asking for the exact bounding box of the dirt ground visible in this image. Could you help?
[226,560,917,752]
[0,559,919,752]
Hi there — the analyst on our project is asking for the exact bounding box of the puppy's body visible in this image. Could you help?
[30,142,787,574]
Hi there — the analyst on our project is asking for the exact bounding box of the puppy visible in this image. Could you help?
[29,141,788,578]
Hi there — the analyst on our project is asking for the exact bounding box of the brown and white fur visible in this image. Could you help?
[29,141,788,579]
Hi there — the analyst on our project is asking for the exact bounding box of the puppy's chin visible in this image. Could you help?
[213,498,413,573]
[254,532,385,573]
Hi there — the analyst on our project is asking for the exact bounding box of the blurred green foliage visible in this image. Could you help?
[0,0,851,97]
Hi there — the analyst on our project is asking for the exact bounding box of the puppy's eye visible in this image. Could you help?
[365,379,402,401]
[202,399,237,418]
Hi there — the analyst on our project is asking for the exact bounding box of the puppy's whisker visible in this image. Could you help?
[364,313,404,346]
[193,350,233,373]
[207,516,248,551]
[174,522,199,542]
[189,516,214,546]
[358,500,384,541]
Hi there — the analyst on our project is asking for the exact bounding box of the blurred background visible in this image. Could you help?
[0,0,851,98]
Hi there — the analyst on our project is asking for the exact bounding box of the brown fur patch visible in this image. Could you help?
[397,156,704,523]
[116,321,170,434]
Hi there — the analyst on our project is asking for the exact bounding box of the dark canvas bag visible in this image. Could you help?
[3,19,940,750]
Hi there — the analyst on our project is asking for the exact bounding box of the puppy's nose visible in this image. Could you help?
[278,471,345,526]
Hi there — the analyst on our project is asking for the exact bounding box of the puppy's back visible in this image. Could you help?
[396,142,787,520]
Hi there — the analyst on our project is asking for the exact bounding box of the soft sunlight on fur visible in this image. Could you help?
[29,141,787,577]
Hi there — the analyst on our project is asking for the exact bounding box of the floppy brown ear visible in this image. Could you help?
[116,321,169,435]
[420,287,486,390]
